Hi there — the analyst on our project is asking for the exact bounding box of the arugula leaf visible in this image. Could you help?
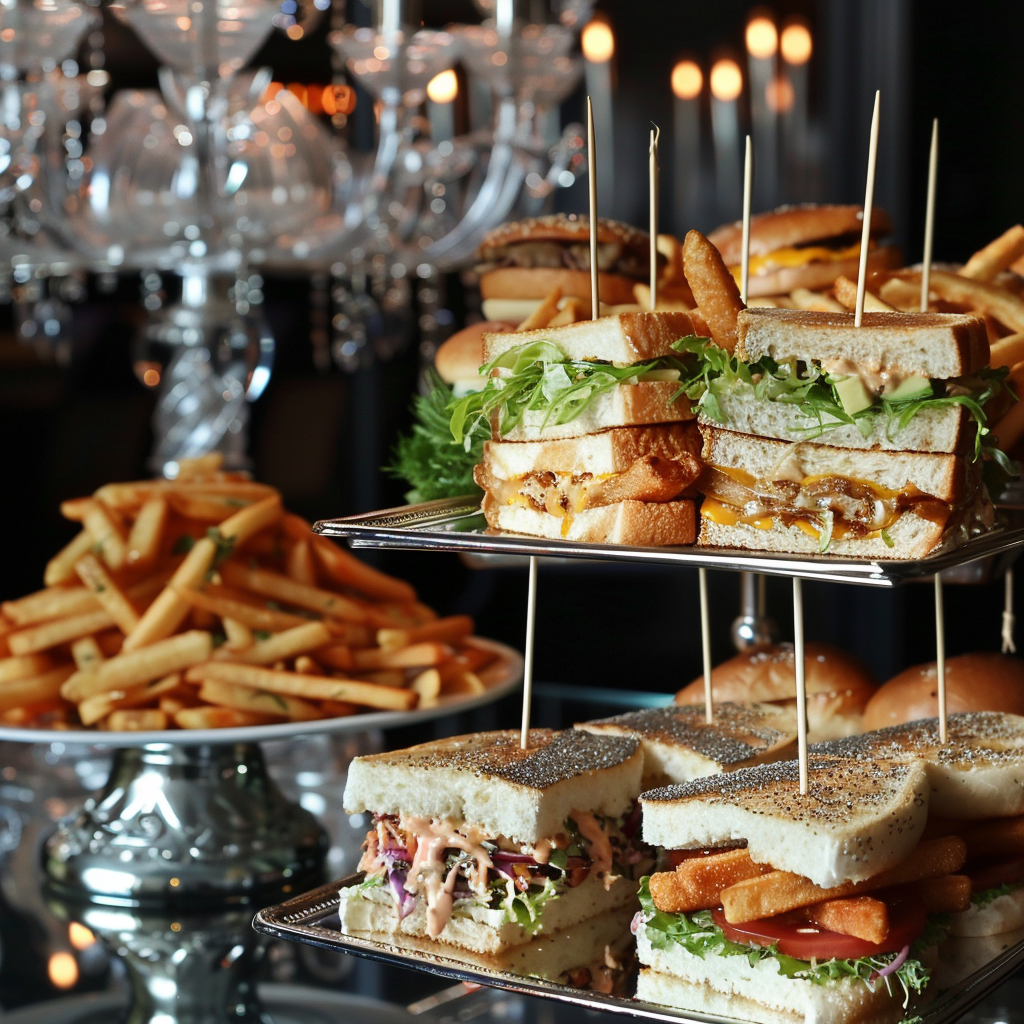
[496,875,563,933]
[636,878,932,1007]
[972,882,1023,908]
[449,341,695,445]
[388,372,487,502]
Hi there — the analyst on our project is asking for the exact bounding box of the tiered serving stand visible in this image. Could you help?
[244,494,1024,1024]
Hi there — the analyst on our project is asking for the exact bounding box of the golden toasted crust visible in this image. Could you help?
[675,643,877,713]
[479,267,640,308]
[708,204,894,266]
[435,322,517,383]
[862,654,1024,731]
[480,214,650,257]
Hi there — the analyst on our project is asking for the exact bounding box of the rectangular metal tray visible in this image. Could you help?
[254,875,1024,1024]
[314,498,1024,588]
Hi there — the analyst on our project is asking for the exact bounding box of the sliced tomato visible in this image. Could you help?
[710,901,926,961]
[968,857,1024,892]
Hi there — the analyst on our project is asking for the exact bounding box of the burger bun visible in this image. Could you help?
[435,321,517,385]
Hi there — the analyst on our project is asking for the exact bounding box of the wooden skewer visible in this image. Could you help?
[741,134,752,305]
[920,119,938,313]
[699,568,712,724]
[935,573,946,744]
[793,577,808,795]
[854,90,881,327]
[587,96,600,317]
[1003,568,1016,655]
[519,554,538,750]
[649,125,660,311]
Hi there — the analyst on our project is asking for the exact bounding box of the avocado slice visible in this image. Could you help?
[834,375,874,415]
[885,375,933,402]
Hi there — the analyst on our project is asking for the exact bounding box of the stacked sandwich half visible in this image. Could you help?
[695,307,999,558]
[453,311,706,545]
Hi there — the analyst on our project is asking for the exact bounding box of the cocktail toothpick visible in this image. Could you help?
[519,554,538,749]
[921,119,938,313]
[1003,569,1017,654]
[699,568,713,724]
[650,125,660,311]
[793,577,808,794]
[854,91,881,327]
[587,96,600,316]
[741,134,752,305]
[935,573,947,744]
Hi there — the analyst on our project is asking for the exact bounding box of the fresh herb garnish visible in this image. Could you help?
[172,535,195,555]
[255,689,289,711]
[388,371,487,502]
[253,630,272,642]
[973,882,1022,908]
[206,527,236,568]
[637,878,932,1008]
[448,341,692,446]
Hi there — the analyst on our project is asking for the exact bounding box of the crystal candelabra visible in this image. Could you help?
[0,0,593,472]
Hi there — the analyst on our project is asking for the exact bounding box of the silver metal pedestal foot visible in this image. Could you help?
[43,742,327,906]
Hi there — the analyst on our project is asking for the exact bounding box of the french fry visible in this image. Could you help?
[216,494,283,545]
[440,670,485,695]
[198,678,322,721]
[411,668,441,705]
[517,287,563,330]
[213,621,331,666]
[352,642,450,671]
[175,585,310,633]
[62,630,214,702]
[354,669,406,688]
[720,837,967,923]
[70,636,105,672]
[44,531,94,587]
[166,494,252,521]
[174,706,278,729]
[60,497,95,521]
[548,298,583,327]
[994,377,1024,453]
[961,225,1024,283]
[897,874,972,914]
[77,672,183,726]
[789,288,845,313]
[683,230,744,353]
[124,537,217,650]
[833,275,896,313]
[286,540,317,586]
[989,333,1024,370]
[185,662,417,710]
[437,643,497,684]
[8,608,114,656]
[959,815,1024,858]
[0,652,53,684]
[174,453,225,478]
[314,643,354,672]
[82,501,128,571]
[0,664,75,713]
[326,622,375,647]
[305,529,416,603]
[105,709,169,732]
[95,479,278,509]
[222,618,253,651]
[320,700,358,717]
[378,615,474,652]
[126,497,167,567]
[294,655,320,674]
[889,269,1024,333]
[648,849,772,913]
[218,563,366,622]
[803,896,888,944]
[74,554,140,634]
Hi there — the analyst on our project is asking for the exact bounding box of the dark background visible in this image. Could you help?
[1,0,1020,701]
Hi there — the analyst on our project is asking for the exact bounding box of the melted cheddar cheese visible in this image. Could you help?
[729,241,862,283]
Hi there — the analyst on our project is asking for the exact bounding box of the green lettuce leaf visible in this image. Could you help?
[636,878,932,1007]
[496,875,563,933]
[972,881,1023,909]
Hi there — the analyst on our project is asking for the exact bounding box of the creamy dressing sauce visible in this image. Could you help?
[572,810,615,890]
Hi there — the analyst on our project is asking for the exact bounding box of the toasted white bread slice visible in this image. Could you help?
[576,702,797,787]
[811,712,1024,819]
[736,308,990,379]
[635,939,931,1024]
[640,755,930,887]
[342,729,642,846]
[340,869,635,955]
[483,310,703,365]
[493,381,694,442]
[704,383,971,454]
[484,497,697,546]
[698,502,949,561]
[701,425,963,503]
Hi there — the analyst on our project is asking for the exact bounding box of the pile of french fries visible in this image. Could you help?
[0,456,500,732]
[649,835,971,945]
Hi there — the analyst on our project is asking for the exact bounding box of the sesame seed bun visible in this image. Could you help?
[435,321,517,385]
[675,642,878,742]
[861,652,1024,732]
[480,213,650,257]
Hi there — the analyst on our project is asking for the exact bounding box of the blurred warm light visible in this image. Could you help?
[765,74,794,113]
[286,24,304,39]
[581,19,614,64]
[373,45,389,60]
[48,952,78,990]
[671,60,703,100]
[175,15,191,30]
[746,15,777,59]
[710,59,743,102]
[142,368,160,387]
[781,20,812,64]
[68,923,95,951]
[261,82,356,116]
[427,69,458,104]
[322,84,356,115]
